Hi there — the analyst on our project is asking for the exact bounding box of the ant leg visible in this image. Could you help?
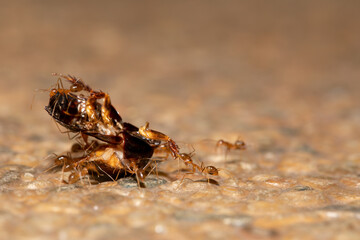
[61,163,68,184]
[215,167,239,186]
[51,121,81,141]
[55,76,65,90]
[77,167,87,185]
[93,162,117,182]
[79,167,91,185]
[135,168,146,188]
[176,172,195,190]
[140,158,162,182]
[114,169,122,181]
[80,132,89,146]
[216,139,229,161]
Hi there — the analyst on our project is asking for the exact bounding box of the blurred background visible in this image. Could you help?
[1,0,360,148]
[1,1,360,239]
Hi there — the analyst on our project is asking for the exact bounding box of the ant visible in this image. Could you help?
[216,139,246,161]
[139,122,219,178]
[175,151,218,187]
[216,139,246,151]
[177,152,218,176]
[175,152,237,187]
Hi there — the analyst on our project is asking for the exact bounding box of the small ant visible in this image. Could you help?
[139,122,218,179]
[215,139,246,161]
[176,151,219,187]
[177,152,217,175]
[216,139,246,151]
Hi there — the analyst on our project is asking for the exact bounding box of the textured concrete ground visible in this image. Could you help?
[0,1,360,239]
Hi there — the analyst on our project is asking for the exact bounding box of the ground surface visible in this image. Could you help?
[0,1,360,239]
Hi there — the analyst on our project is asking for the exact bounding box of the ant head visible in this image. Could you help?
[54,155,69,166]
[205,166,219,176]
[49,88,58,97]
[234,140,246,149]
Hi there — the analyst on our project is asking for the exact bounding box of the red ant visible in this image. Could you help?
[216,139,246,151]
[138,122,222,180]
[216,139,246,161]
[175,152,237,187]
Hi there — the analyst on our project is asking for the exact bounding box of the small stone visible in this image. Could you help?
[22,172,35,182]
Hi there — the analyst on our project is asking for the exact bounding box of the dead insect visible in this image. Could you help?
[45,74,223,186]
